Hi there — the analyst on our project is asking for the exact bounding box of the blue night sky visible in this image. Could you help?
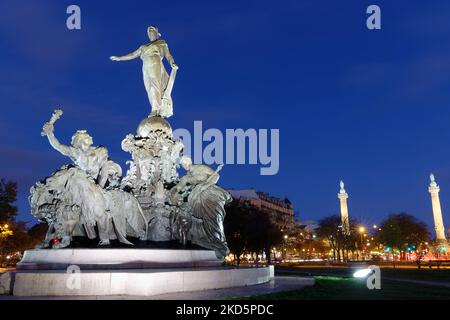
[1,0,450,232]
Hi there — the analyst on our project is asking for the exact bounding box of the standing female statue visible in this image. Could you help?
[110,26,178,118]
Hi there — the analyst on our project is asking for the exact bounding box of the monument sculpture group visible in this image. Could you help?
[8,26,273,297]
[30,26,231,259]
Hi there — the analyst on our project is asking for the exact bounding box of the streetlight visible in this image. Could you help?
[272,247,277,262]
[359,226,366,261]
[359,227,365,244]
[0,224,13,239]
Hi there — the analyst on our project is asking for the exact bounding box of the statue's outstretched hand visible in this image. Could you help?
[110,56,120,61]
[41,122,54,136]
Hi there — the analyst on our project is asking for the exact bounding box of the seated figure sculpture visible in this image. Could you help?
[30,109,147,248]
[171,156,232,258]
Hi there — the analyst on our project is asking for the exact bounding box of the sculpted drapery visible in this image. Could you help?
[110,26,178,118]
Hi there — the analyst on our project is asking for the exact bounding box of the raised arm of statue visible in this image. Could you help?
[41,111,74,158]
[205,170,220,186]
[42,123,74,158]
[110,47,142,61]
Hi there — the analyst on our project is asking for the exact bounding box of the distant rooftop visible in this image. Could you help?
[227,188,259,200]
[227,188,293,209]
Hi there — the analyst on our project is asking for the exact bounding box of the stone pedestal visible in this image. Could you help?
[13,266,274,297]
[12,249,274,297]
[16,248,223,270]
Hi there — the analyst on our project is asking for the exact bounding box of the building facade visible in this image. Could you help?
[227,189,295,232]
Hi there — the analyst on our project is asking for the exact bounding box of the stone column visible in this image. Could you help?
[338,180,350,235]
[428,173,447,242]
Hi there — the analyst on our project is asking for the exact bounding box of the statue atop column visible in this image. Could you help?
[339,180,346,193]
[430,173,437,187]
[110,26,178,118]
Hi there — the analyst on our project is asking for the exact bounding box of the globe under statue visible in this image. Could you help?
[12,26,273,297]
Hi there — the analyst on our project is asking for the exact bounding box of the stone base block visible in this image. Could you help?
[0,272,13,295]
[12,266,274,297]
[17,249,222,270]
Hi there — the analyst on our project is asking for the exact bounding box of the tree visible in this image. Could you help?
[376,213,430,266]
[224,199,283,265]
[259,212,283,263]
[0,178,43,264]
[0,179,18,223]
[316,215,339,261]
[224,200,251,265]
[1,222,32,254]
[0,179,20,263]
[28,223,48,247]
[315,214,360,262]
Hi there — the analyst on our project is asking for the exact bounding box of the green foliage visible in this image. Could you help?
[0,179,18,223]
[27,223,48,243]
[0,178,43,259]
[315,214,360,261]
[376,213,430,252]
[1,221,31,254]
[224,200,249,262]
[224,199,283,264]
